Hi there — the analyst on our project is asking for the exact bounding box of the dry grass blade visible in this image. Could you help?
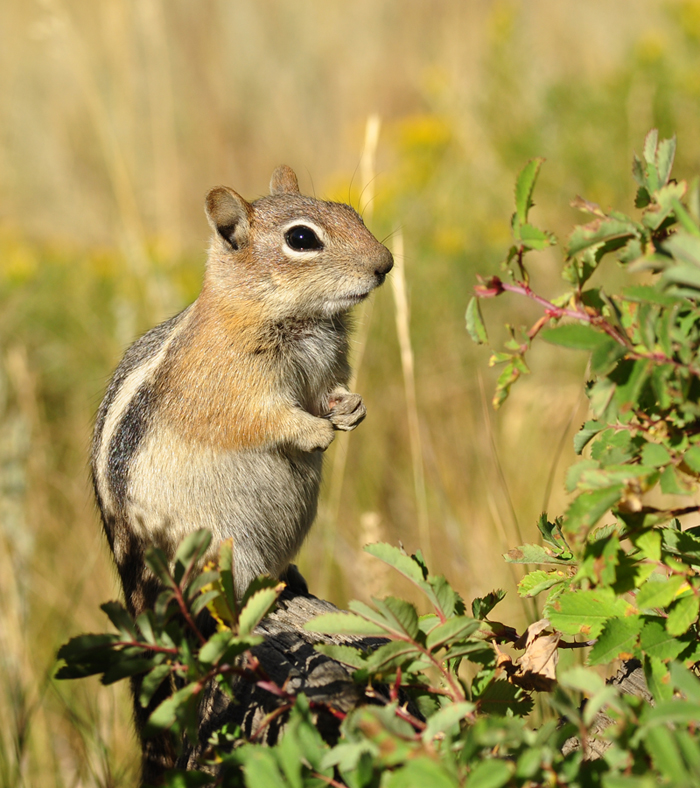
[390,229,431,567]
[318,115,383,597]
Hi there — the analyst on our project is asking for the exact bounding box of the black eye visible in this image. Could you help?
[285,225,323,251]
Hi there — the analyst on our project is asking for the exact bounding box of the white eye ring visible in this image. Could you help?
[282,221,327,255]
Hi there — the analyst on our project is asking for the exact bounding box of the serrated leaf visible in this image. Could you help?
[471,589,506,618]
[517,570,567,598]
[567,218,637,257]
[305,611,387,636]
[644,656,673,703]
[361,640,426,674]
[588,616,643,665]
[574,421,604,455]
[466,297,488,344]
[541,323,606,350]
[640,442,671,468]
[636,575,685,611]
[425,616,480,650]
[640,619,687,661]
[515,158,544,225]
[313,644,368,669]
[546,588,631,638]
[505,543,574,566]
[666,594,700,636]
[519,223,555,250]
[143,682,199,735]
[100,601,138,640]
[237,584,283,637]
[363,543,426,584]
[564,485,624,533]
[199,630,236,665]
[369,597,420,639]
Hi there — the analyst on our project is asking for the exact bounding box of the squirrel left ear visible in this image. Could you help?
[205,186,252,250]
[270,165,300,195]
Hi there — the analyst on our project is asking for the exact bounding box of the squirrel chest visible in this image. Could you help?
[91,165,393,615]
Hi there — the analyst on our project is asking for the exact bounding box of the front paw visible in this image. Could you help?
[296,417,336,452]
[326,390,366,431]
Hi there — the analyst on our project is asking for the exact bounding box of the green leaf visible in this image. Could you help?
[363,543,426,584]
[666,594,700,636]
[421,701,474,742]
[514,158,544,225]
[643,656,673,703]
[541,323,606,351]
[587,615,643,665]
[476,680,533,716]
[366,596,420,639]
[546,588,631,638]
[519,223,555,250]
[644,726,691,784]
[139,663,172,707]
[173,528,212,585]
[640,620,687,662]
[623,285,685,306]
[558,665,606,695]
[239,749,285,787]
[313,644,368,669]
[564,485,624,533]
[505,543,574,566]
[683,446,700,474]
[425,616,480,650]
[471,589,506,618]
[591,337,628,376]
[144,682,199,735]
[466,297,488,344]
[670,661,700,701]
[384,758,459,788]
[305,611,388,636]
[361,639,426,674]
[636,575,685,611]
[237,585,282,637]
[567,217,637,257]
[517,570,567,598]
[641,442,671,468]
[467,759,513,788]
[199,631,235,665]
[100,601,137,640]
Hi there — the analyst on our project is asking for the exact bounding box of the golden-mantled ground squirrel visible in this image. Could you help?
[90,165,392,780]
[92,164,393,614]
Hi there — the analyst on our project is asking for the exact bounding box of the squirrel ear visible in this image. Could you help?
[205,187,251,250]
[269,165,300,195]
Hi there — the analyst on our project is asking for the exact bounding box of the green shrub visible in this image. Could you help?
[58,131,700,787]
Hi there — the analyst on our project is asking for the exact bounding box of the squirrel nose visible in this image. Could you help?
[375,247,394,279]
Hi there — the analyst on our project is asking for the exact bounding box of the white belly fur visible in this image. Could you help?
[125,424,323,592]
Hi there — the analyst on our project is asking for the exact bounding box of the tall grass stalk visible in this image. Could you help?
[317,115,382,597]
[390,229,431,568]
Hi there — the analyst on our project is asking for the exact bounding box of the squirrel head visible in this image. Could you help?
[203,166,393,320]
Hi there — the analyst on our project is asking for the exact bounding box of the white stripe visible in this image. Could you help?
[94,314,191,514]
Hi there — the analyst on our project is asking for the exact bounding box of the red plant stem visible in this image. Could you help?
[311,772,347,788]
[498,280,700,376]
[172,582,207,646]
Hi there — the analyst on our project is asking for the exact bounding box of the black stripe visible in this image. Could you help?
[107,383,157,514]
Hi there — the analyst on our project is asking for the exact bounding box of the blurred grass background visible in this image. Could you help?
[3,0,700,784]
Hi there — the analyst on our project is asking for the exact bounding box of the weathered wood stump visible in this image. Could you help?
[177,589,387,772]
